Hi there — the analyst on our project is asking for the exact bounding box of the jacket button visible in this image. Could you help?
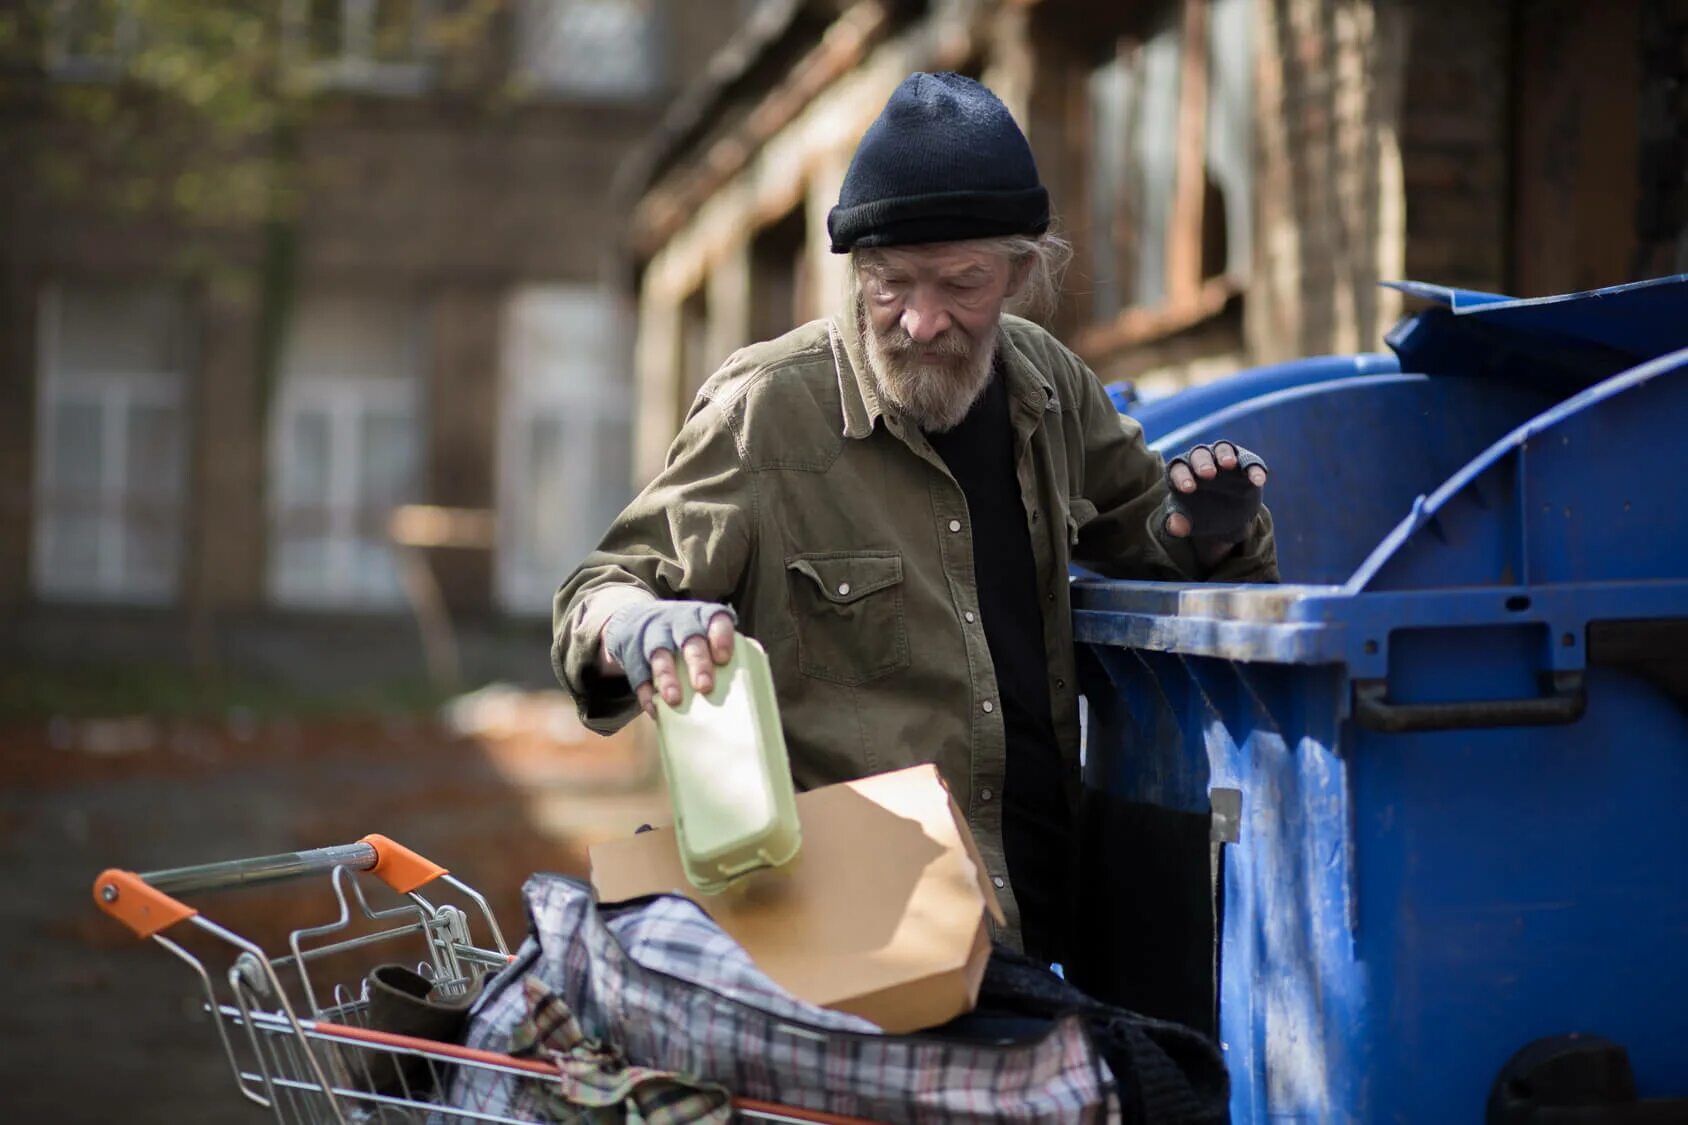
[837,582,850,596]
[964,611,976,624]
[992,876,1006,889]
[948,519,962,533]
[1055,678,1066,690]
[980,787,993,801]
[981,700,994,714]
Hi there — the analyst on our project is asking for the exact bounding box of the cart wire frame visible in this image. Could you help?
[94,836,877,1125]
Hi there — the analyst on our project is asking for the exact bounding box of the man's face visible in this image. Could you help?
[855,242,1025,432]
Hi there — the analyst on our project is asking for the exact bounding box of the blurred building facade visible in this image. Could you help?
[2,0,1683,684]
[0,0,741,685]
[622,0,1688,482]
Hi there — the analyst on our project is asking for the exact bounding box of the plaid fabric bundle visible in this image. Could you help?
[440,874,1118,1123]
[509,976,731,1124]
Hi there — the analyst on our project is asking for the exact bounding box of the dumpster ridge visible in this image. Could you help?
[1150,372,1423,457]
[1385,272,1688,359]
[1127,353,1400,440]
[1349,344,1688,594]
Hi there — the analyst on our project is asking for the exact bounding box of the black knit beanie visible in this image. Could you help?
[828,72,1049,253]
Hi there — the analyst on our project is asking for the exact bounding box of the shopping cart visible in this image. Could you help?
[93,835,876,1124]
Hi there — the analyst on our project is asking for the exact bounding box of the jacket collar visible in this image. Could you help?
[828,313,884,440]
[827,312,1059,441]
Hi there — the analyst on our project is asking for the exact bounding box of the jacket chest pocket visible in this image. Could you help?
[785,551,910,685]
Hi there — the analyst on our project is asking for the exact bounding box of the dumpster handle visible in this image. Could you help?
[1353,671,1586,733]
[1487,1033,1688,1124]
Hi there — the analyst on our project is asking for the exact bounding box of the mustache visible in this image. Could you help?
[878,326,972,358]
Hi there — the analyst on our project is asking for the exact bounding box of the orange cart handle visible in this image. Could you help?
[93,836,449,939]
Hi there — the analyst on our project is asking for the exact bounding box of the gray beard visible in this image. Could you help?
[857,299,999,433]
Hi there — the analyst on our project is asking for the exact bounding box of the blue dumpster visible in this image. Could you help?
[1118,351,1401,442]
[1070,274,1688,1122]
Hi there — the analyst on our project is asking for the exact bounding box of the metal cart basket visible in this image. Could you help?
[93,835,874,1124]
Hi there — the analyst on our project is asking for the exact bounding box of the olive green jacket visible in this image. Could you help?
[553,314,1277,938]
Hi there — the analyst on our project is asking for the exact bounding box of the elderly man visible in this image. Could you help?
[554,73,1276,962]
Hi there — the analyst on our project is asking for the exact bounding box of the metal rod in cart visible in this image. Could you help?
[93,837,891,1124]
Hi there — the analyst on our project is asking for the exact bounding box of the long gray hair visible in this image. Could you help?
[849,228,1074,323]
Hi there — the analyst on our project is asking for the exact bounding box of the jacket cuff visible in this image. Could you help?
[1203,509,1280,583]
[553,585,657,730]
[1147,499,1206,578]
[1147,501,1279,583]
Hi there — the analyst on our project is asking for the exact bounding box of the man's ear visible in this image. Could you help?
[1004,254,1034,299]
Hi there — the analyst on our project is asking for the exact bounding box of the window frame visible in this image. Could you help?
[494,284,632,617]
[1074,0,1251,358]
[511,0,665,102]
[281,0,440,96]
[266,296,426,611]
[32,284,190,605]
[43,0,141,81]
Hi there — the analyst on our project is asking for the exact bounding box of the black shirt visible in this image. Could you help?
[924,367,1074,962]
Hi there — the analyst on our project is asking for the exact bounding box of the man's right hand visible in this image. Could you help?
[599,601,738,719]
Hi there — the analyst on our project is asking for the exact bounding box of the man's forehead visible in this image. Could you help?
[862,242,1004,274]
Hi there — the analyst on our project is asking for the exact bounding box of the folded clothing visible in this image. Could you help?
[442,874,1225,1123]
[510,975,732,1124]
[602,892,878,1035]
[947,946,1230,1124]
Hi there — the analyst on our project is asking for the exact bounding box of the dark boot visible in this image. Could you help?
[358,964,479,1099]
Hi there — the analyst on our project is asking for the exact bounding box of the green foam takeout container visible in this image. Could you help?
[653,635,802,894]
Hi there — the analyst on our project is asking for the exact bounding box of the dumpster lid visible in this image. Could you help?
[1383,274,1688,385]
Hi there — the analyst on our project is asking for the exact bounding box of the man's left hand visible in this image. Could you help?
[1164,441,1269,568]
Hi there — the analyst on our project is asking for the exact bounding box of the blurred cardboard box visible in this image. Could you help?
[590,763,1004,1033]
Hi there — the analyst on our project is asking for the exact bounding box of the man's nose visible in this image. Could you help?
[900,293,952,343]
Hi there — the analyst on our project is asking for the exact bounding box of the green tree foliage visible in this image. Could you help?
[3,0,509,239]
[2,0,511,399]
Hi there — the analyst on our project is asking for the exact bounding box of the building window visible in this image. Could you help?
[285,0,437,93]
[44,0,140,80]
[749,205,812,347]
[514,0,661,100]
[33,284,190,604]
[496,286,631,615]
[269,294,424,609]
[677,284,711,429]
[1079,0,1253,350]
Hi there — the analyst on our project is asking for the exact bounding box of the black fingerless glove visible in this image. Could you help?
[1164,445,1268,544]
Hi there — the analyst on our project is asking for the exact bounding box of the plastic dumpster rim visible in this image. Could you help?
[1150,371,1440,458]
[1347,343,1688,592]
[1071,577,1688,683]
[1125,352,1401,441]
[1384,272,1688,358]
